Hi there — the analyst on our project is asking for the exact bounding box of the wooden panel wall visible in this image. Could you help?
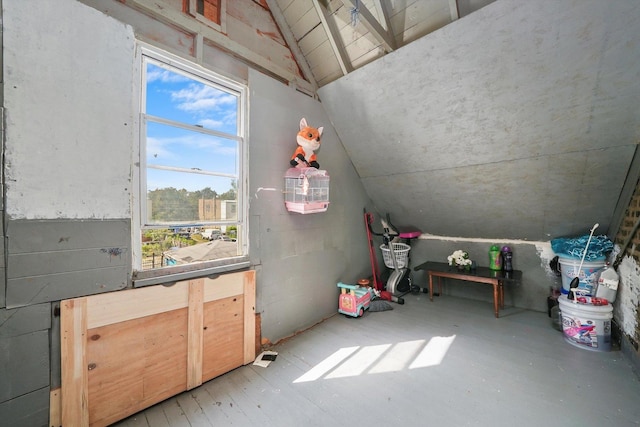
[59,270,255,427]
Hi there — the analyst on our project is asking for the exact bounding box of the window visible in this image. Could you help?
[187,0,226,33]
[134,46,247,284]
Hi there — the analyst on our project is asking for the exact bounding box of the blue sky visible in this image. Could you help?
[145,62,239,194]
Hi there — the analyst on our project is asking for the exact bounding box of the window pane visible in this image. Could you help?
[141,225,240,270]
[146,121,238,174]
[145,62,237,134]
[146,168,238,224]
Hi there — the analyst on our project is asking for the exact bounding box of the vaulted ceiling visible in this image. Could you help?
[86,0,640,241]
[268,0,497,89]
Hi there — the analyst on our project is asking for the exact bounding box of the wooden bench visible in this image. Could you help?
[414,261,522,318]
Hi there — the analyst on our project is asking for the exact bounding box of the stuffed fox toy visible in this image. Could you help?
[290,118,323,169]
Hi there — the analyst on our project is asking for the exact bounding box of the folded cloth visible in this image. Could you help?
[368,300,393,312]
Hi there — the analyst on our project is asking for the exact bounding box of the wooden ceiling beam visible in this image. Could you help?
[373,0,398,47]
[124,0,314,93]
[448,0,460,21]
[340,0,396,51]
[312,0,353,75]
[264,0,319,92]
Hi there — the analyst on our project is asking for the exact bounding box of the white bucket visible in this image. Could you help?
[558,295,612,352]
[557,256,605,296]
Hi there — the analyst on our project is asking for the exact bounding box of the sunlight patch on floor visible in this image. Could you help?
[293,336,456,383]
[326,344,391,379]
[293,346,359,383]
[369,340,424,374]
[410,335,456,369]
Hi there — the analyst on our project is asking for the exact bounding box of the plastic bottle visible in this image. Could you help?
[489,245,502,271]
[501,246,513,272]
[595,263,619,303]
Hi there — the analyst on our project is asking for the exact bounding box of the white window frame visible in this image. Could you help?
[132,43,249,287]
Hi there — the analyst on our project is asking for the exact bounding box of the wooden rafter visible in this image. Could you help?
[312,0,353,75]
[373,0,397,46]
[340,0,396,52]
[448,0,460,21]
[264,0,318,92]
[126,0,314,93]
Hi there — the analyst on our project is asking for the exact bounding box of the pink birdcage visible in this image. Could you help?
[284,167,330,214]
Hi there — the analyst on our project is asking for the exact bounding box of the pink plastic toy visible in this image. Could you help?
[337,282,372,317]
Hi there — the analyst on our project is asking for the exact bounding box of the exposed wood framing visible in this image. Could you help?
[187,278,204,390]
[448,0,460,21]
[373,0,398,47]
[265,0,319,92]
[61,298,90,427]
[340,0,396,51]
[312,0,353,75]
[125,0,314,93]
[195,33,205,63]
[243,270,257,364]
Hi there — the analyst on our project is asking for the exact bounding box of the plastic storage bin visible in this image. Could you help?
[558,295,612,352]
[558,256,605,296]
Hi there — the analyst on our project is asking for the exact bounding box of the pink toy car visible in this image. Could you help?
[337,282,372,317]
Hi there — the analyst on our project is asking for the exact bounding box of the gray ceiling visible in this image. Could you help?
[317,0,640,241]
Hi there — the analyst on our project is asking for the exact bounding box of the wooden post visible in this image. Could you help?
[61,298,89,426]
[187,278,204,390]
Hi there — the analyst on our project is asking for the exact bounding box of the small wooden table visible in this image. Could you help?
[414,261,522,318]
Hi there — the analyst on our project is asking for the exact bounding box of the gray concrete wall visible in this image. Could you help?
[248,70,374,343]
[319,0,640,242]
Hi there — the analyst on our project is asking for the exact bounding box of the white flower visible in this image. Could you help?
[447,250,472,266]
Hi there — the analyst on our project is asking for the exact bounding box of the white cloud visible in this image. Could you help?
[172,84,236,114]
[147,67,189,84]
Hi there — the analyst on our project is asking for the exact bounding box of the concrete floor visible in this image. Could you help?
[114,293,640,427]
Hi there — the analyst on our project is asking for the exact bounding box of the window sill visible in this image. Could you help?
[132,255,250,287]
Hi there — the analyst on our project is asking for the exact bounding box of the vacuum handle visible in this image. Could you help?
[365,210,384,237]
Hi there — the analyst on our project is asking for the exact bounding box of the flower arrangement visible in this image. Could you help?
[447,250,472,268]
